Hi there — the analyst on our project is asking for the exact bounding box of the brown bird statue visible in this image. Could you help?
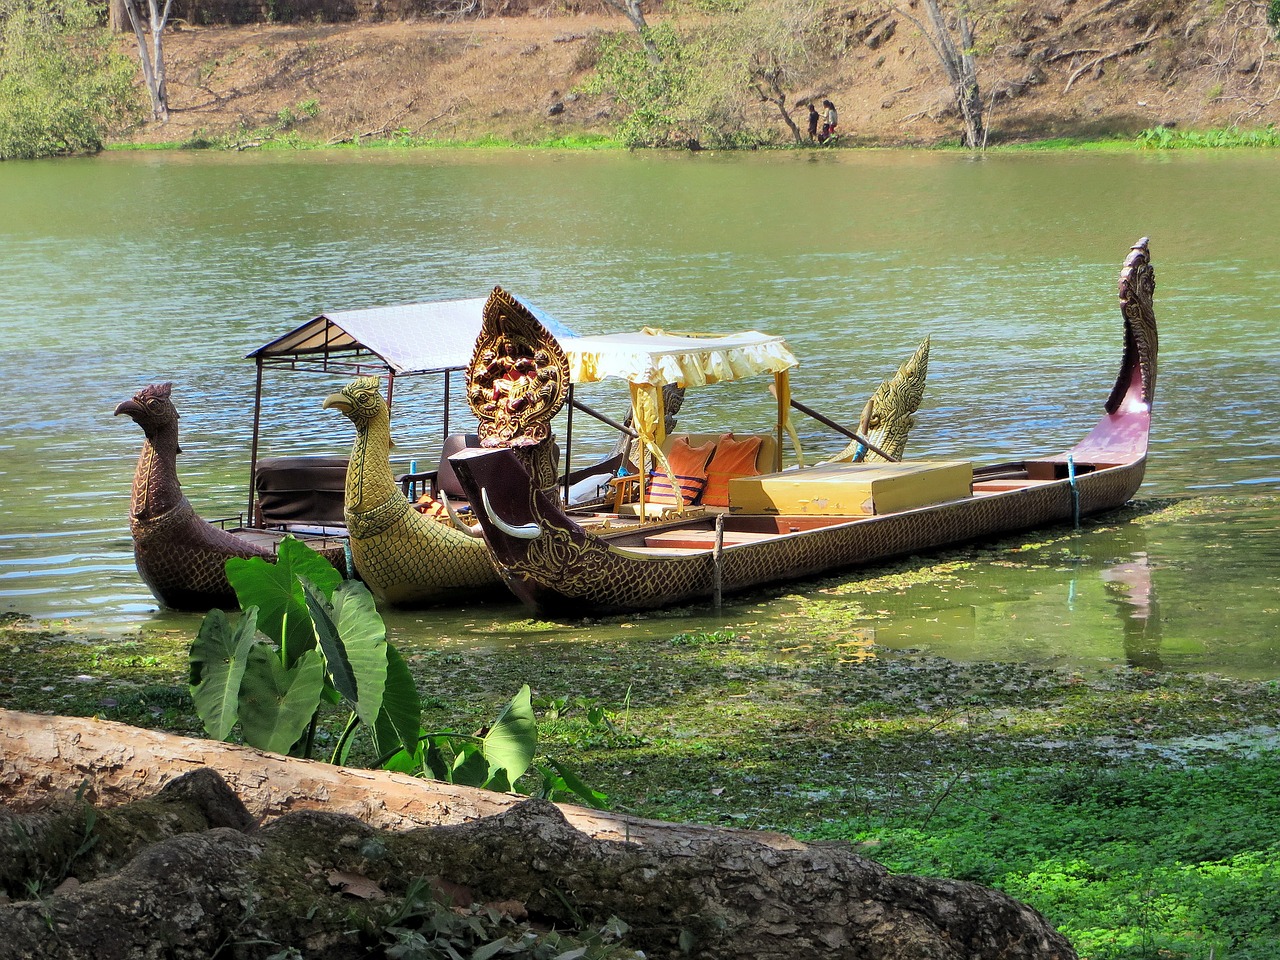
[115,382,274,611]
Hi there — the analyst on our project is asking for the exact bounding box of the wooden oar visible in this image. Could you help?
[769,385,900,463]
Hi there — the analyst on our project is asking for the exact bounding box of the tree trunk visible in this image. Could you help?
[913,0,985,148]
[599,0,662,63]
[752,59,803,144]
[108,0,129,33]
[0,710,1078,960]
[123,0,171,122]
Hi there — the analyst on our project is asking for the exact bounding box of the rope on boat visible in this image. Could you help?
[713,514,725,611]
[1067,454,1081,530]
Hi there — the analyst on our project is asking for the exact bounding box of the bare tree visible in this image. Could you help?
[898,0,986,147]
[123,0,173,121]
[751,51,805,142]
[598,0,662,63]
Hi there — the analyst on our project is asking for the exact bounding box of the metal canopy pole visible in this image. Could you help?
[563,384,574,502]
[443,370,452,437]
[247,359,265,523]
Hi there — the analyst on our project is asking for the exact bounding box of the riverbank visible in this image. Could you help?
[111,0,1280,149]
[3,500,1279,956]
[3,614,1278,957]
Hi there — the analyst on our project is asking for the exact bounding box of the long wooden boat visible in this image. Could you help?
[447,238,1158,617]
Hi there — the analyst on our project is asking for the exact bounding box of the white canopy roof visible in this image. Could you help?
[562,329,798,388]
[248,296,577,377]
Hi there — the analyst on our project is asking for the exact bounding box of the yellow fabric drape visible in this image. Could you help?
[774,370,805,470]
[628,382,678,515]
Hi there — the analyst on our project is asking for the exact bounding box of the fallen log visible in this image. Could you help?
[0,707,735,846]
[0,710,1078,959]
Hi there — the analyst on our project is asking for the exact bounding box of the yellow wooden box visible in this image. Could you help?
[727,460,973,516]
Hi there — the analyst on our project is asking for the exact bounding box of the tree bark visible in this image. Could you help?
[0,710,1077,959]
[123,0,172,121]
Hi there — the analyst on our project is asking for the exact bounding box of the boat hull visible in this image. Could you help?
[454,451,1146,617]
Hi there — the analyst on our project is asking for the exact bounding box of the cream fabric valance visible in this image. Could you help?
[563,328,798,388]
[562,328,800,512]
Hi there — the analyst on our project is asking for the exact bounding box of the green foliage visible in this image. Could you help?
[669,628,738,647]
[806,757,1280,959]
[1268,0,1280,37]
[186,99,323,150]
[579,24,696,148]
[1135,124,1280,148]
[191,537,416,759]
[190,539,606,808]
[579,0,831,148]
[0,0,140,159]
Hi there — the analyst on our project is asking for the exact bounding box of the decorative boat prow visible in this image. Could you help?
[1060,237,1157,470]
[466,284,572,489]
[323,376,499,606]
[115,382,276,611]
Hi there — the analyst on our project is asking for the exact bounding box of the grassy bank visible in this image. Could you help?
[103,118,1280,154]
[3,598,1278,958]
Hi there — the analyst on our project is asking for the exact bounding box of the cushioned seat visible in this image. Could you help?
[612,432,778,515]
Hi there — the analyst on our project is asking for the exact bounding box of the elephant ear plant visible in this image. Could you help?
[189,538,606,807]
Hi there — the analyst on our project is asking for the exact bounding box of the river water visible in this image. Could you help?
[1,148,1277,676]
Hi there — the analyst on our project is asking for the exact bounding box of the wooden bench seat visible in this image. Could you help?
[971,478,1057,495]
[643,528,780,550]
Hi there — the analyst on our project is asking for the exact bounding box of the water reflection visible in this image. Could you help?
[1100,551,1163,671]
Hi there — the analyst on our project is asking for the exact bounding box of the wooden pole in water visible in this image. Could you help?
[713,514,725,611]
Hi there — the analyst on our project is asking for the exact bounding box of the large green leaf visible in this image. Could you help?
[372,644,422,760]
[302,578,390,733]
[450,743,492,788]
[226,537,341,666]
[189,607,259,741]
[238,645,326,755]
[540,758,610,811]
[302,580,356,703]
[482,685,537,783]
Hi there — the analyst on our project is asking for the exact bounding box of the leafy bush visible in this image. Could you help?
[0,0,139,159]
[1135,124,1280,148]
[189,538,606,808]
[579,24,695,148]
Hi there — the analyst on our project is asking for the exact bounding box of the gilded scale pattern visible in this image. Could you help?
[824,337,930,465]
[324,377,498,605]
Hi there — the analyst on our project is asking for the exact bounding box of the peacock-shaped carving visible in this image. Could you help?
[323,376,500,606]
[115,382,275,611]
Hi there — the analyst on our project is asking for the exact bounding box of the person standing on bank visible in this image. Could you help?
[807,102,820,141]
[818,99,838,142]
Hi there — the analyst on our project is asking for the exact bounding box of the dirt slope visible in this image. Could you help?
[119,0,1280,146]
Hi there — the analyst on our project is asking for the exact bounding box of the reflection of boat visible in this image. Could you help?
[450,238,1159,617]
[1102,551,1163,669]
